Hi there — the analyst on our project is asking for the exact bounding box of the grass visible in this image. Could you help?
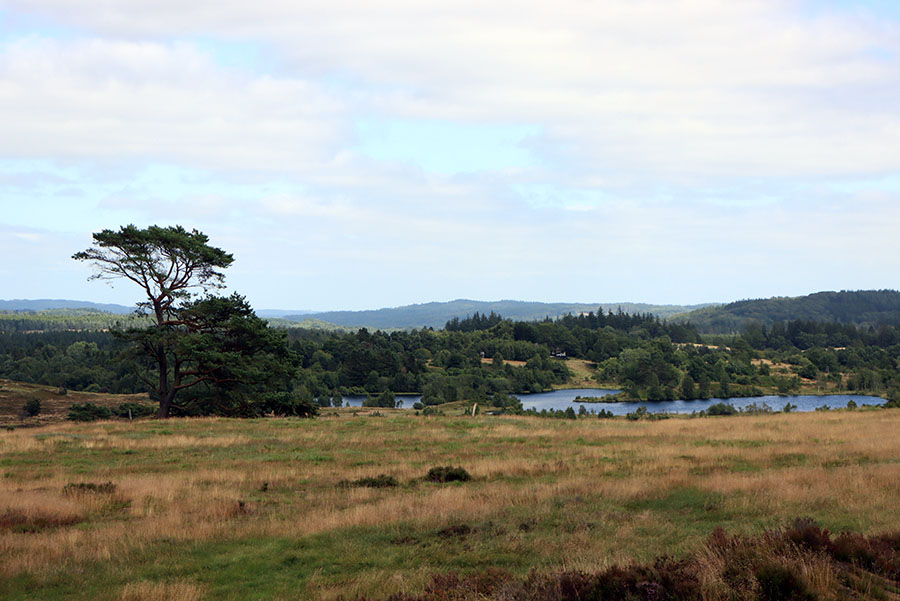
[1,407,899,599]
[0,378,152,427]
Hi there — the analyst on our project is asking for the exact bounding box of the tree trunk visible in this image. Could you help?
[157,343,170,419]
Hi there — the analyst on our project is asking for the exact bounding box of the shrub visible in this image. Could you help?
[706,402,738,416]
[363,390,397,408]
[784,517,832,552]
[22,399,41,417]
[339,474,399,489]
[113,402,157,419]
[754,563,814,601]
[257,392,319,418]
[63,482,117,496]
[67,402,112,421]
[425,466,472,483]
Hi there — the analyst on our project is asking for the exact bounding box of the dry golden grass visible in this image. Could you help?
[2,408,900,599]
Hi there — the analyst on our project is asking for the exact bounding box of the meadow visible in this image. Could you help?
[2,407,899,600]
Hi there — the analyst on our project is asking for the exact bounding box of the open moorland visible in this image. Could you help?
[2,407,899,600]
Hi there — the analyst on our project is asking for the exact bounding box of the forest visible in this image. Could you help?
[3,305,900,416]
[3,227,898,418]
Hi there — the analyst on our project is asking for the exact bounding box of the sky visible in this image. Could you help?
[1,0,899,311]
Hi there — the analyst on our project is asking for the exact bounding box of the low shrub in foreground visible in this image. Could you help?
[356,518,900,601]
[425,466,472,483]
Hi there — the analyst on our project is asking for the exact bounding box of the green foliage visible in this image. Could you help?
[425,466,472,483]
[705,402,739,416]
[338,474,399,488]
[74,225,294,418]
[445,311,504,332]
[363,390,397,408]
[112,402,157,419]
[22,399,41,417]
[255,392,319,418]
[66,402,112,421]
[681,289,900,334]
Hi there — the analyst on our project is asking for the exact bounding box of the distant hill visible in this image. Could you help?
[284,299,713,330]
[0,299,134,314]
[256,309,315,319]
[675,290,900,334]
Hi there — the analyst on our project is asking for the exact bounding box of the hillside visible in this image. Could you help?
[0,308,148,332]
[676,290,900,333]
[0,379,152,426]
[0,299,134,313]
[284,299,713,330]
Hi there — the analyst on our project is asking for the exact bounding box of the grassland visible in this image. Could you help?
[2,407,899,600]
[0,379,151,427]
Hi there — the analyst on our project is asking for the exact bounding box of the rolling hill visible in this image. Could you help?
[675,290,900,333]
[0,299,135,313]
[283,299,713,330]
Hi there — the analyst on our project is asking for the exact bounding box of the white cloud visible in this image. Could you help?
[1,1,899,308]
[3,0,898,182]
[0,37,348,171]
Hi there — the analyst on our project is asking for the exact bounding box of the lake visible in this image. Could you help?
[340,388,884,414]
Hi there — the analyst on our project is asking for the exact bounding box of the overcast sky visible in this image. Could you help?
[1,1,898,311]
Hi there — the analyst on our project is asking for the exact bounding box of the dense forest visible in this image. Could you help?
[3,303,900,414]
[678,290,900,333]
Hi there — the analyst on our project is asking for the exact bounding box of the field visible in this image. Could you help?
[0,379,152,427]
[2,407,900,600]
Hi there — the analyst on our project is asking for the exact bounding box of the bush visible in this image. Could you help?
[113,402,157,419]
[22,399,41,417]
[62,482,117,496]
[363,390,397,408]
[426,466,472,483]
[339,474,399,488]
[705,402,739,416]
[754,563,814,601]
[257,392,319,418]
[67,403,112,421]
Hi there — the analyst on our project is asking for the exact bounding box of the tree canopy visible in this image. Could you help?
[73,225,291,418]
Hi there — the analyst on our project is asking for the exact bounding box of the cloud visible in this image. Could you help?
[3,0,898,184]
[1,1,899,309]
[0,37,348,172]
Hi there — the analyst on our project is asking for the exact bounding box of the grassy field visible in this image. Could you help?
[2,407,899,600]
[0,379,152,427]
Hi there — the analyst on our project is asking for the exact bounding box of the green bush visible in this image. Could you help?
[339,474,399,488]
[426,466,472,483]
[257,392,319,418]
[113,402,157,419]
[22,399,41,417]
[705,402,738,416]
[66,403,112,421]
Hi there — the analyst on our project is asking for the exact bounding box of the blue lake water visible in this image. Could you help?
[340,388,884,414]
